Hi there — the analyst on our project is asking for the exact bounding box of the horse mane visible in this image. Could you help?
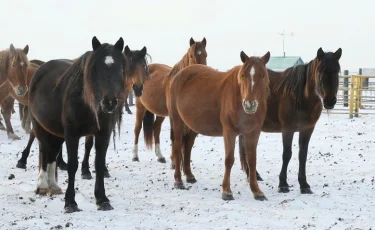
[126,50,152,78]
[270,58,320,106]
[0,48,30,78]
[167,52,190,78]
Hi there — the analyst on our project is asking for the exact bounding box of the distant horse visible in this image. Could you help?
[132,37,207,164]
[0,44,30,139]
[27,36,127,213]
[80,46,150,180]
[167,51,271,201]
[238,47,342,194]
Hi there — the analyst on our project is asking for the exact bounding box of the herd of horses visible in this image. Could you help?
[0,36,342,213]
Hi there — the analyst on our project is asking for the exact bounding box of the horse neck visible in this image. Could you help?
[304,58,320,98]
[168,52,190,78]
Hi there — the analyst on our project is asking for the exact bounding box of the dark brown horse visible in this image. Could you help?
[239,47,342,194]
[0,44,30,139]
[27,36,128,213]
[132,37,207,164]
[167,51,271,201]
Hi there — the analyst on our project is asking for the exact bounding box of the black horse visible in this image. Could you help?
[27,36,128,213]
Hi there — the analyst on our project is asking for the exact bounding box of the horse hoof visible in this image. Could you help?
[8,133,21,140]
[16,161,27,169]
[254,194,268,201]
[222,193,234,201]
[50,188,63,195]
[97,202,114,211]
[81,173,93,180]
[278,186,290,193]
[127,111,132,115]
[257,175,264,181]
[0,125,5,130]
[157,157,166,163]
[186,177,197,184]
[64,204,82,213]
[104,171,111,178]
[174,182,186,190]
[301,188,313,194]
[58,163,68,171]
[35,188,49,195]
[132,157,139,162]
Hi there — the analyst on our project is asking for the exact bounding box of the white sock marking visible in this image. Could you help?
[155,143,164,159]
[104,56,114,66]
[47,162,61,191]
[132,144,139,159]
[250,66,255,91]
[37,168,48,189]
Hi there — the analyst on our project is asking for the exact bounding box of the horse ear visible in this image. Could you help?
[92,36,102,51]
[114,37,124,51]
[317,47,325,61]
[334,48,342,60]
[9,44,16,55]
[23,45,29,55]
[124,45,131,57]
[141,46,147,57]
[189,37,195,47]
[261,51,270,64]
[240,51,249,63]
[202,37,207,48]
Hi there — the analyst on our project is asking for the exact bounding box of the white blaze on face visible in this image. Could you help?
[197,50,202,55]
[104,56,114,66]
[20,62,24,66]
[250,66,255,91]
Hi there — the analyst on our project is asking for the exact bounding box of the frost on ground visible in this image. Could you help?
[0,106,374,230]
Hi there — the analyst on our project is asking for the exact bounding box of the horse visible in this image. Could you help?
[167,51,271,201]
[0,44,30,139]
[80,46,150,180]
[132,37,207,164]
[27,36,128,213]
[0,60,42,140]
[238,47,342,195]
[16,46,150,176]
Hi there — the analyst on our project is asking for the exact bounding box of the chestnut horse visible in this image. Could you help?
[0,60,42,140]
[132,37,207,164]
[238,47,342,194]
[0,44,30,139]
[27,36,127,213]
[167,51,271,201]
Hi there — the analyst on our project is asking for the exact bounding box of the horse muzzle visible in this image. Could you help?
[132,84,144,97]
[15,86,28,97]
[242,100,259,114]
[323,97,337,110]
[100,97,119,114]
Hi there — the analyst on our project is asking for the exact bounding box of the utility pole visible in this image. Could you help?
[277,29,294,57]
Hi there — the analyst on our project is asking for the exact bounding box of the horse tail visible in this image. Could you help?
[19,104,24,121]
[21,105,32,134]
[143,110,155,150]
[238,134,249,177]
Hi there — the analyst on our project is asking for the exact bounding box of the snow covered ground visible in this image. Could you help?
[0,105,374,230]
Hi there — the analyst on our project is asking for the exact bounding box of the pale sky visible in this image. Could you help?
[1,0,372,72]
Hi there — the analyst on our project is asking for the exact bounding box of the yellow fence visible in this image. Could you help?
[348,75,375,118]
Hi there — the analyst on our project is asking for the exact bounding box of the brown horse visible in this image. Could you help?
[0,61,41,139]
[132,37,207,163]
[167,51,271,201]
[0,44,30,139]
[238,47,342,194]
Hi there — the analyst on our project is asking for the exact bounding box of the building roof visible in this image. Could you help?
[266,56,304,71]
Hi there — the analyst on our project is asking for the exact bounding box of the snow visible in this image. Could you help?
[0,106,374,230]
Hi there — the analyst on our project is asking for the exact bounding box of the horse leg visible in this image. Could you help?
[153,116,166,163]
[238,135,264,182]
[81,135,94,180]
[64,133,82,213]
[298,127,315,194]
[221,129,236,200]
[125,97,132,114]
[169,119,175,169]
[47,140,64,195]
[132,101,146,161]
[36,141,49,195]
[0,117,5,130]
[171,117,185,190]
[94,129,113,211]
[182,130,198,183]
[19,103,24,121]
[16,130,36,169]
[1,97,20,140]
[278,131,294,193]
[244,131,267,200]
[56,145,67,171]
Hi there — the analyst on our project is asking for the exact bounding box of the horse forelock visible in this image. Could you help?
[126,50,152,80]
